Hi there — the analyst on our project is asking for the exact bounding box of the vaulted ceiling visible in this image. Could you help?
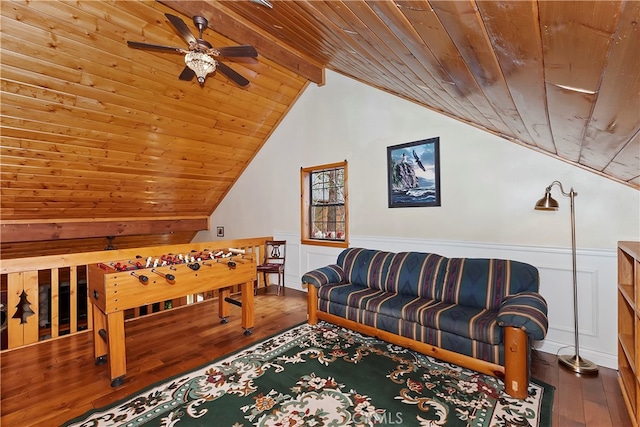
[1,0,638,259]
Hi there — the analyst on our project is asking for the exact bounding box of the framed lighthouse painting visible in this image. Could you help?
[387,137,441,208]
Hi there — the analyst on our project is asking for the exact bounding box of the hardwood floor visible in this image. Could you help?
[0,287,631,427]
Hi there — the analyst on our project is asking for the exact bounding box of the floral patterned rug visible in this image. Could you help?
[64,321,553,427]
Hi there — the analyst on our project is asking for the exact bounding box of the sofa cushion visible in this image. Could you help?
[358,292,436,321]
[319,284,438,326]
[338,248,395,290]
[318,283,386,309]
[418,302,502,344]
[337,248,448,297]
[441,258,539,310]
[383,252,447,299]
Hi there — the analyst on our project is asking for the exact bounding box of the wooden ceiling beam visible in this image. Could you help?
[159,0,325,84]
[1,217,209,243]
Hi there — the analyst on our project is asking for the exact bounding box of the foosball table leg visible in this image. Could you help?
[106,310,127,387]
[92,307,128,387]
[110,376,125,388]
[219,288,231,322]
[92,307,109,366]
[241,280,254,333]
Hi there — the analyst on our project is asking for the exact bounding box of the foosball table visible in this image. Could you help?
[88,247,256,387]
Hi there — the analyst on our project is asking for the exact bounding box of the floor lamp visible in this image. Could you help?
[534,181,599,374]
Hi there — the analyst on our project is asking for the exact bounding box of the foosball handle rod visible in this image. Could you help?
[215,259,236,269]
[130,271,149,284]
[128,260,144,269]
[151,269,176,283]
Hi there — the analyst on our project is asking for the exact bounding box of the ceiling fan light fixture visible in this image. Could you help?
[185,51,216,84]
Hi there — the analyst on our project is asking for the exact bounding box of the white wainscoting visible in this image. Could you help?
[275,233,618,369]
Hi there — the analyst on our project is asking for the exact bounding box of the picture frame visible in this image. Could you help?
[387,137,441,208]
[216,226,224,237]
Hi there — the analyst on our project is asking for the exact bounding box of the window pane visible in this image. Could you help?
[309,166,345,241]
[301,161,347,247]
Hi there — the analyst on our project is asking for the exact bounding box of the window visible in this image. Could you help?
[300,161,348,248]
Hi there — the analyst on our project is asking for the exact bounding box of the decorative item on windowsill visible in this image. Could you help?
[534,180,598,375]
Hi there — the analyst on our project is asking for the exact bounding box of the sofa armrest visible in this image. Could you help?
[497,292,548,341]
[302,264,346,288]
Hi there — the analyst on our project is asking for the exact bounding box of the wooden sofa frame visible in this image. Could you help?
[305,283,530,399]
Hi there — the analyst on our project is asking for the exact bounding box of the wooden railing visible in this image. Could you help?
[0,237,271,351]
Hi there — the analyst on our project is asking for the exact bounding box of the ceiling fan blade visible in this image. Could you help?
[178,66,195,81]
[216,62,250,87]
[165,13,197,45]
[127,41,184,53]
[215,45,258,58]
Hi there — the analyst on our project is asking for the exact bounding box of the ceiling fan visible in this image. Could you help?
[127,13,257,87]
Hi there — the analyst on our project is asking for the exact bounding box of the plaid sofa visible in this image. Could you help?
[302,248,548,395]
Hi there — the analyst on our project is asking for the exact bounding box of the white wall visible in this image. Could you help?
[196,70,639,247]
[194,70,640,368]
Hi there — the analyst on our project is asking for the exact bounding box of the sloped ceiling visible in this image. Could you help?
[170,0,639,181]
[0,0,309,258]
[1,0,639,259]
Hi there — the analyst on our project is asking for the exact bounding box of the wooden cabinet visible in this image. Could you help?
[619,241,640,427]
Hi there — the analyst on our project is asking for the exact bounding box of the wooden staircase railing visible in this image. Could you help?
[0,237,271,351]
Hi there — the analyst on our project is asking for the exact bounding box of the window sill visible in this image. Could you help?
[300,238,348,248]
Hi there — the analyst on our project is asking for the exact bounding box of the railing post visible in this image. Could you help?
[7,271,39,349]
[69,267,78,334]
[51,268,60,338]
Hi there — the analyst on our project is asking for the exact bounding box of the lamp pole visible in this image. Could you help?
[535,181,598,374]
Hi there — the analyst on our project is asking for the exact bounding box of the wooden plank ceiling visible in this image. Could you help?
[1,0,639,259]
[0,0,311,258]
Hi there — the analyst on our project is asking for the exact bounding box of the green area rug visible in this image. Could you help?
[65,321,553,426]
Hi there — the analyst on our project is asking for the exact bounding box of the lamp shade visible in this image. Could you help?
[534,192,559,211]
